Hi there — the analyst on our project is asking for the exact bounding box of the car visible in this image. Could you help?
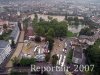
[34,54,45,62]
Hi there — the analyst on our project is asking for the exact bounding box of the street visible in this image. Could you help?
[6,31,25,68]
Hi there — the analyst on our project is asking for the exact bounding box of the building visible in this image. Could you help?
[72,47,83,64]
[26,26,34,39]
[0,40,11,64]
[10,23,20,44]
[0,19,8,28]
[8,22,18,30]
[0,28,3,35]
[79,35,96,45]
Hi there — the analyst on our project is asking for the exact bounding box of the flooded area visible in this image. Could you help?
[68,25,86,33]
[29,14,65,22]
[29,14,87,33]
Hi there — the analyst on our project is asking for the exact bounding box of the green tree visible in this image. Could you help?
[11,57,20,67]
[46,28,55,37]
[46,36,54,51]
[33,13,38,24]
[0,35,4,40]
[34,18,68,38]
[34,36,41,42]
[65,13,68,20]
[3,24,7,31]
[39,17,44,22]
[23,18,30,31]
[67,17,73,22]
[52,54,59,66]
[20,57,35,67]
[79,28,94,36]
[66,49,73,64]
[46,36,54,43]
[55,25,67,37]
[85,39,100,75]
[11,39,15,48]
[48,16,53,21]
[45,54,50,62]
[36,26,45,36]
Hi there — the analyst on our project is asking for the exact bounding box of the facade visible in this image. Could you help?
[0,40,11,64]
[26,26,33,39]
[0,28,3,35]
[10,22,20,44]
[0,19,8,28]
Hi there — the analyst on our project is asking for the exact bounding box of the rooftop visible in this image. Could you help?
[0,49,3,53]
[73,46,83,58]
[0,40,9,48]
[10,23,20,40]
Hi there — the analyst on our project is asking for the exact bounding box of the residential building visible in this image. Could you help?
[72,47,83,64]
[0,19,8,28]
[0,40,11,64]
[10,23,20,44]
[0,28,3,35]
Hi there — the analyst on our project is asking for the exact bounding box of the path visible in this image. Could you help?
[6,31,25,68]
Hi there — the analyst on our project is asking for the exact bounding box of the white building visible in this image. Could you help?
[0,40,11,64]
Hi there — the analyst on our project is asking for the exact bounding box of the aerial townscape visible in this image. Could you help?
[0,0,100,75]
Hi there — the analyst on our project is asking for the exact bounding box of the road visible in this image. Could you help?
[6,31,25,68]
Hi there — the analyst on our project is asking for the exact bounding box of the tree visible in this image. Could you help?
[20,58,35,67]
[46,36,54,43]
[48,16,53,21]
[46,28,55,37]
[33,13,38,23]
[3,24,7,32]
[66,49,73,64]
[48,41,54,51]
[36,26,45,36]
[0,35,4,40]
[55,25,67,37]
[39,17,44,22]
[34,13,38,20]
[46,36,54,51]
[45,54,50,62]
[74,17,78,22]
[11,39,16,48]
[51,54,58,66]
[67,17,73,22]
[34,18,68,38]
[65,13,68,20]
[34,36,41,42]
[79,28,94,36]
[85,39,100,75]
[23,18,29,31]
[11,57,20,67]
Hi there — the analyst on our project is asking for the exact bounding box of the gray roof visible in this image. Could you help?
[73,47,83,58]
[73,50,82,58]
[0,49,3,53]
[10,23,20,40]
[0,40,9,48]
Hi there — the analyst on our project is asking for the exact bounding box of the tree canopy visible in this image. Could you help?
[85,39,100,75]
[34,19,68,38]
[79,28,94,36]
